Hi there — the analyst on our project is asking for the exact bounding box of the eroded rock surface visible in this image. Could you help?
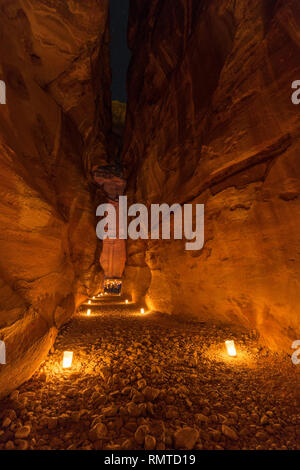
[123,0,300,350]
[0,0,110,396]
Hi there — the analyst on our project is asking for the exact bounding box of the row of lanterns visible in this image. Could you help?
[61,295,237,369]
[62,339,237,369]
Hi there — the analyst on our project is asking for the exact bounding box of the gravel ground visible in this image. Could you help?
[0,299,299,450]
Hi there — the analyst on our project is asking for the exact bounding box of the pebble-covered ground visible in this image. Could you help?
[0,298,299,451]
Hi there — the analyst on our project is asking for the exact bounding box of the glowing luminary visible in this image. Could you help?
[63,351,73,368]
[87,309,91,316]
[140,308,145,314]
[88,300,91,305]
[225,340,237,357]
[100,293,103,297]
[92,296,95,300]
[125,300,129,304]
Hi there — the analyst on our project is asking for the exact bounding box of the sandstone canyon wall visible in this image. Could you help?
[123,0,300,350]
[0,0,111,396]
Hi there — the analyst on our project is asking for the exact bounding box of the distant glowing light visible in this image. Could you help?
[125,300,129,304]
[63,351,73,369]
[88,300,91,305]
[225,340,237,357]
[87,309,91,316]
[100,293,103,296]
[92,296,95,300]
[140,308,145,314]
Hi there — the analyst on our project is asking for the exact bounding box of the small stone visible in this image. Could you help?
[165,395,175,405]
[89,423,108,441]
[5,440,15,450]
[102,405,119,417]
[147,402,155,417]
[15,425,31,439]
[2,417,11,428]
[122,438,135,450]
[93,440,103,450]
[156,442,166,450]
[135,425,149,445]
[228,411,238,421]
[137,379,147,390]
[165,407,179,419]
[127,402,142,418]
[185,398,193,408]
[15,439,28,450]
[195,413,208,424]
[5,410,17,421]
[143,386,160,401]
[47,417,58,430]
[124,421,138,432]
[255,431,268,441]
[195,442,203,450]
[67,444,77,451]
[174,427,199,450]
[260,415,269,425]
[39,372,47,382]
[145,435,156,450]
[9,390,19,401]
[132,391,144,403]
[121,386,131,395]
[222,425,238,441]
[210,429,221,441]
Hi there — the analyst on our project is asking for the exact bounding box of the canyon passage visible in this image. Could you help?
[0,0,299,452]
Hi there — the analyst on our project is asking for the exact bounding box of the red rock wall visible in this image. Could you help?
[0,0,111,396]
[123,0,300,350]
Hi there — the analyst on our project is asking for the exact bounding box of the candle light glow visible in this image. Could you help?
[225,340,237,357]
[63,351,73,369]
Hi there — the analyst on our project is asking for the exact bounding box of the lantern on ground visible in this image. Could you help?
[140,308,145,314]
[125,300,129,304]
[87,309,91,316]
[92,296,95,300]
[88,300,91,305]
[225,340,237,357]
[63,351,73,369]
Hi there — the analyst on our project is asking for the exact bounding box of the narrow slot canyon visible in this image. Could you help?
[0,0,299,453]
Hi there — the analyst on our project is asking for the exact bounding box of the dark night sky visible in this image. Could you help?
[110,0,131,103]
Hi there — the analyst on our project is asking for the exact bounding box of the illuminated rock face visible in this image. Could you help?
[0,0,110,396]
[123,0,300,350]
[93,167,127,280]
